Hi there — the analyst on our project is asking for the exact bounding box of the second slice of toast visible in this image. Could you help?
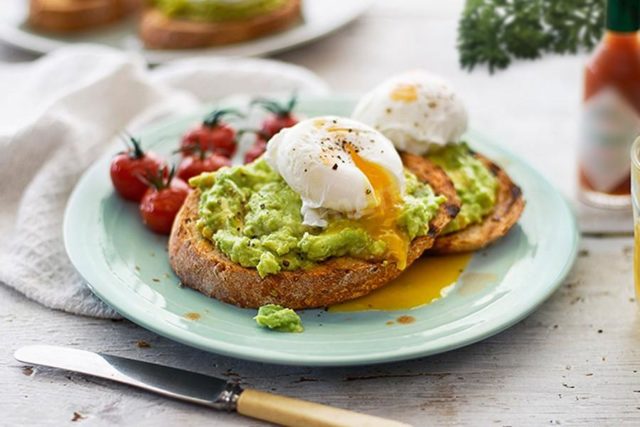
[139,0,302,49]
[29,0,141,33]
[429,154,525,254]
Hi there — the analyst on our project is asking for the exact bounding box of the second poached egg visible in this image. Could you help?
[352,70,468,155]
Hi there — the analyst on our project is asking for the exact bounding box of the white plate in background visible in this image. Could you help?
[0,0,373,63]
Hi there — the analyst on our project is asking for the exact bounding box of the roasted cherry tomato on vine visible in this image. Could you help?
[139,168,190,235]
[244,135,268,164]
[251,94,299,137]
[110,135,166,202]
[177,149,231,181]
[180,109,242,158]
[262,114,298,138]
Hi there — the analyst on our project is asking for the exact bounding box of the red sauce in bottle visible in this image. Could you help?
[579,0,640,208]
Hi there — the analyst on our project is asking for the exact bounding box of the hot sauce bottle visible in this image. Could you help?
[579,0,640,208]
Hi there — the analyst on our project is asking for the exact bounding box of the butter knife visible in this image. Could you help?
[15,345,409,427]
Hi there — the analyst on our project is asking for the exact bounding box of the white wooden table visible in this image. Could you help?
[2,1,639,425]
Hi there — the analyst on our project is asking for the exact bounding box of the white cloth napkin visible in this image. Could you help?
[0,45,328,319]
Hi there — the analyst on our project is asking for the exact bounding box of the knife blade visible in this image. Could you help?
[15,345,411,427]
[14,345,240,410]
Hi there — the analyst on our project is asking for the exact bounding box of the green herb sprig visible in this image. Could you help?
[458,0,604,73]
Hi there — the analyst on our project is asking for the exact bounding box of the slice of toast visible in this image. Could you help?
[139,0,302,49]
[29,0,140,33]
[429,154,525,254]
[168,153,460,309]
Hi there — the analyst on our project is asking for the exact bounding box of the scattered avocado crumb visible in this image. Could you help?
[254,304,303,333]
[152,278,160,283]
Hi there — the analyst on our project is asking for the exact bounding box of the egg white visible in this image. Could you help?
[264,116,405,227]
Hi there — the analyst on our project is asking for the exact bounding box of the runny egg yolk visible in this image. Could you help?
[346,145,409,270]
[329,253,473,312]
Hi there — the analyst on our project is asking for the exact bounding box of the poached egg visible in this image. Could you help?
[265,116,410,268]
[352,70,468,155]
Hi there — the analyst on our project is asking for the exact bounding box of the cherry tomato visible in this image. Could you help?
[251,94,299,138]
[244,138,267,164]
[177,152,231,181]
[261,114,299,137]
[139,171,189,235]
[180,109,242,158]
[110,136,166,202]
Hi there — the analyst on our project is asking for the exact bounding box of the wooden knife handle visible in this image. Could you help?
[236,388,411,427]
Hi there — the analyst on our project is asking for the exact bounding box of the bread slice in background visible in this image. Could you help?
[168,153,460,309]
[429,154,525,254]
[140,0,302,49]
[29,0,141,33]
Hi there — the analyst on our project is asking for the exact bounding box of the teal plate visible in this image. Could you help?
[64,96,579,366]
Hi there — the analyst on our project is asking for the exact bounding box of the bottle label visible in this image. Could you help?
[580,87,640,192]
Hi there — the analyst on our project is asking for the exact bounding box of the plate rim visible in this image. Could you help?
[63,98,580,366]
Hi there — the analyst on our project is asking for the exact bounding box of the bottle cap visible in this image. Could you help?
[607,0,640,32]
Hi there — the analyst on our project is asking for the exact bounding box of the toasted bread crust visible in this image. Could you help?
[29,0,140,33]
[140,0,302,49]
[168,153,459,309]
[429,154,525,254]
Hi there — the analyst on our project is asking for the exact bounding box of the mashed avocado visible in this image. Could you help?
[254,304,303,332]
[190,159,445,277]
[153,0,288,21]
[427,143,498,234]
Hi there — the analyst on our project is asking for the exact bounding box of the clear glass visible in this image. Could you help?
[631,137,640,298]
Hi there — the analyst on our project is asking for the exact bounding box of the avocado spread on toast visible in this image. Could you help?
[153,0,289,21]
[426,143,498,234]
[189,159,445,277]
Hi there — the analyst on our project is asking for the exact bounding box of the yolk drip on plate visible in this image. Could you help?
[329,253,472,312]
[390,84,418,103]
[346,144,409,270]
